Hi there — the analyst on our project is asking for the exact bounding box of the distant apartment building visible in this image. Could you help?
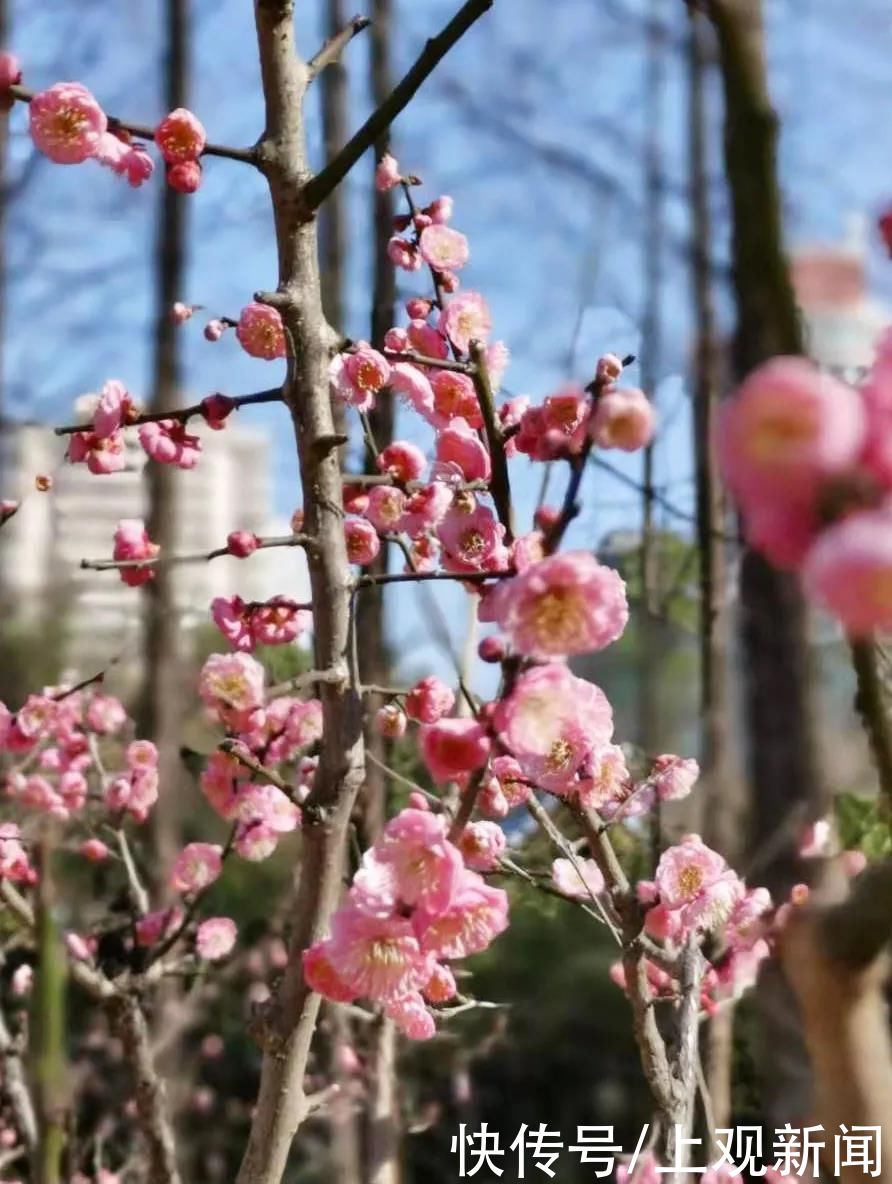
[792,218,890,377]
[0,418,309,674]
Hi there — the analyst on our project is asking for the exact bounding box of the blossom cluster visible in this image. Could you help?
[21,63,209,193]
[717,348,892,634]
[304,802,508,1040]
[0,682,243,965]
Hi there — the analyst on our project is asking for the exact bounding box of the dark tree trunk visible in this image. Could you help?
[140,0,190,888]
[707,0,824,1134]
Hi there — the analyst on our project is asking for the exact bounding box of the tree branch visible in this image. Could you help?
[81,533,314,573]
[54,387,283,436]
[469,339,513,543]
[8,84,257,166]
[303,0,494,209]
[307,14,372,81]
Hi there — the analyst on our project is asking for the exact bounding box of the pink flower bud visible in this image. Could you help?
[533,505,561,532]
[405,676,455,724]
[227,530,259,558]
[405,298,433,320]
[200,392,235,429]
[167,159,202,194]
[407,791,430,812]
[376,704,407,739]
[204,318,226,342]
[596,353,624,384]
[375,153,401,192]
[426,195,453,224]
[170,301,194,324]
[478,636,505,663]
[80,838,109,863]
[1,499,19,523]
[0,52,21,89]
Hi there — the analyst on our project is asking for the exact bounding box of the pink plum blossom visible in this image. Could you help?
[138,419,201,468]
[419,224,469,271]
[439,291,492,353]
[0,53,21,90]
[171,301,194,324]
[85,694,126,734]
[388,361,436,420]
[345,518,380,565]
[67,429,126,475]
[227,530,259,557]
[331,344,391,410]
[167,159,202,193]
[155,107,206,162]
[413,872,508,960]
[551,857,605,901]
[92,379,134,438]
[716,356,865,503]
[387,236,421,271]
[648,754,700,802]
[326,907,429,1001]
[171,843,223,894]
[802,504,892,635]
[80,838,109,862]
[384,993,436,1040]
[436,417,491,482]
[430,370,481,428]
[419,718,491,784]
[377,440,426,483]
[494,664,613,793]
[484,551,628,660]
[438,505,506,573]
[199,652,265,724]
[364,485,406,533]
[29,82,107,164]
[405,676,455,724]
[655,835,743,933]
[113,520,159,588]
[458,821,506,871]
[196,917,237,961]
[376,704,407,738]
[136,907,184,948]
[591,387,656,451]
[236,302,286,360]
[375,153,401,191]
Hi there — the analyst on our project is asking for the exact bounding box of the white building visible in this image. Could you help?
[0,417,309,674]
[792,218,890,377]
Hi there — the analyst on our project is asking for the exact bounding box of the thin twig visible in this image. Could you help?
[53,387,283,437]
[81,533,314,573]
[470,339,513,543]
[307,15,371,80]
[304,0,494,208]
[356,567,512,589]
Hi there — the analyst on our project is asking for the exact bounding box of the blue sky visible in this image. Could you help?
[4,0,892,683]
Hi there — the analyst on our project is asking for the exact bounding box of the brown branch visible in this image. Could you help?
[80,532,314,573]
[217,739,300,801]
[356,567,513,589]
[235,2,369,1179]
[469,339,513,543]
[0,882,180,1182]
[303,0,494,209]
[0,995,36,1152]
[849,638,892,813]
[8,84,257,166]
[380,348,475,374]
[308,14,372,80]
[53,387,283,436]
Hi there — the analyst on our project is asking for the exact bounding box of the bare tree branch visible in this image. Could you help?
[304,0,494,210]
[308,14,371,81]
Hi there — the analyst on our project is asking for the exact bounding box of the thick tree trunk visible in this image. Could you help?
[140,0,190,887]
[358,4,401,1180]
[235,4,367,1180]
